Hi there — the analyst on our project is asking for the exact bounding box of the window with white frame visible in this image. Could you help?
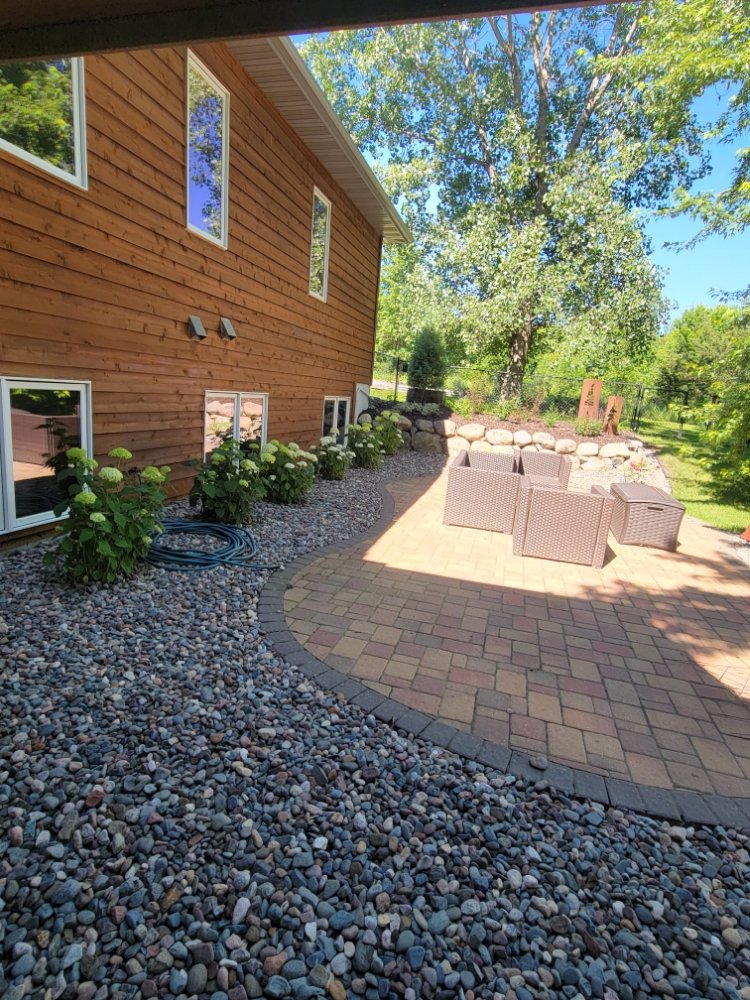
[203,391,267,459]
[186,52,229,247]
[322,396,350,443]
[0,59,87,187]
[309,189,331,301]
[0,378,92,534]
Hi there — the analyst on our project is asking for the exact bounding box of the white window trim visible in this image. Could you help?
[0,376,93,534]
[203,390,268,456]
[0,58,88,189]
[322,395,350,440]
[186,51,230,249]
[309,187,332,302]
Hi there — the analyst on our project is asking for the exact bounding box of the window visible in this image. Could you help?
[322,396,350,443]
[0,378,92,534]
[0,58,87,187]
[204,391,267,459]
[186,52,229,247]
[309,188,331,301]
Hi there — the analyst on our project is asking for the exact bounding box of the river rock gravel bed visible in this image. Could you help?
[1,453,750,1000]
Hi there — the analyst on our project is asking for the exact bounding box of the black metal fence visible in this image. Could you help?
[370,353,729,433]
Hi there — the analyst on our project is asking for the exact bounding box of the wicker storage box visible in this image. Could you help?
[608,483,685,551]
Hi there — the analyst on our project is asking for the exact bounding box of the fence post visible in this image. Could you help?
[393,357,401,402]
[630,384,644,432]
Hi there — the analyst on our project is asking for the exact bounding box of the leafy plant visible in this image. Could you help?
[316,436,354,481]
[451,397,475,418]
[44,447,170,584]
[396,401,441,417]
[374,410,404,455]
[466,370,496,413]
[408,327,446,389]
[622,454,658,484]
[489,398,521,421]
[347,423,384,468]
[41,418,81,475]
[255,440,317,503]
[575,418,602,437]
[189,438,265,524]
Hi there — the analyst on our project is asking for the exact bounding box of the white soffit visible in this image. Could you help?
[226,36,411,244]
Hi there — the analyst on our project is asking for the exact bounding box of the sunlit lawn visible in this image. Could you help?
[638,418,750,533]
[370,387,408,402]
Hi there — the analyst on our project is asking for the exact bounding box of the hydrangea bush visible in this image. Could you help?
[189,438,265,524]
[316,436,355,481]
[347,422,384,469]
[44,447,170,583]
[374,410,404,455]
[254,440,317,503]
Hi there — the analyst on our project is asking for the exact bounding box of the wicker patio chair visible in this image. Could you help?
[443,450,522,533]
[517,449,573,489]
[460,448,518,474]
[513,481,614,568]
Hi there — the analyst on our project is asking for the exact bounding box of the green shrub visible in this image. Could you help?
[575,418,602,437]
[374,410,404,455]
[409,327,446,389]
[451,397,474,417]
[44,447,170,583]
[396,401,441,417]
[189,438,265,524]
[316,436,354,480]
[489,398,521,420]
[256,440,317,503]
[466,370,496,413]
[699,337,750,494]
[347,422,384,468]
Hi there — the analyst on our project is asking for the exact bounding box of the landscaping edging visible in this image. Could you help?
[358,413,644,473]
[258,478,750,830]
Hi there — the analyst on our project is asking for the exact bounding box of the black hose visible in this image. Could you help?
[145,519,276,572]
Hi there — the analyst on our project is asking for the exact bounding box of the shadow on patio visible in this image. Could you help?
[284,473,750,800]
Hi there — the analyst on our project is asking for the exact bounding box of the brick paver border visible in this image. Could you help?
[257,479,750,830]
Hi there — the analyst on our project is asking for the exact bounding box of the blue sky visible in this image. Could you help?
[642,90,749,322]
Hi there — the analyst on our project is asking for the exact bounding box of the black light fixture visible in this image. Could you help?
[188,315,206,340]
[220,317,237,340]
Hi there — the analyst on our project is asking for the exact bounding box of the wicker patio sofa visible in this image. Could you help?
[513,481,614,568]
[517,449,573,489]
[443,449,521,533]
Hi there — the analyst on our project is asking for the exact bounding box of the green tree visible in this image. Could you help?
[408,327,446,390]
[631,0,750,260]
[302,11,687,383]
[700,333,750,494]
[653,304,749,396]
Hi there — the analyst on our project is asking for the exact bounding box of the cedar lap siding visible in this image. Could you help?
[0,43,404,516]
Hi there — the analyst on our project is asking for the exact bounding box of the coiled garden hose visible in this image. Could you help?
[145,519,277,572]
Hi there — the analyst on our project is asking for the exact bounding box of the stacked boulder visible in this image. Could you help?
[359,414,641,471]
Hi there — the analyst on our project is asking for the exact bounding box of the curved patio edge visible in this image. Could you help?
[257,477,750,832]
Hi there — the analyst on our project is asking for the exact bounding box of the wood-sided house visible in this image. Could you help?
[0,38,408,537]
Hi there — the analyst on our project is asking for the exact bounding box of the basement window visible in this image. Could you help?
[0,377,92,534]
[322,396,350,442]
[309,188,331,301]
[203,391,267,459]
[187,52,229,248]
[0,59,87,187]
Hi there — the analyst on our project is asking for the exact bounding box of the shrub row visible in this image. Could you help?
[45,414,406,584]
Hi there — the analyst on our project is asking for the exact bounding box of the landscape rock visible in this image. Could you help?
[599,442,631,459]
[554,438,577,454]
[412,431,445,453]
[456,422,485,442]
[532,432,556,449]
[433,419,456,438]
[577,441,600,457]
[470,440,492,452]
[513,429,533,446]
[485,428,515,446]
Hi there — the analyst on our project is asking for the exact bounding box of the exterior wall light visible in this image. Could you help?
[220,317,237,340]
[188,315,207,340]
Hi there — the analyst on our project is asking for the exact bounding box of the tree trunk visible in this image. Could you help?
[502,316,533,398]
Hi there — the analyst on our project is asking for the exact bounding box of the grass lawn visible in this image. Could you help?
[370,387,408,403]
[638,418,750,534]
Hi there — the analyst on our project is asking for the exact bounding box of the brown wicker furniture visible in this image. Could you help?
[595,483,685,551]
[460,448,518,474]
[443,450,521,533]
[513,482,614,568]
[517,450,573,489]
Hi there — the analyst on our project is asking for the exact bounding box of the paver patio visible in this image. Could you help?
[285,473,750,797]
